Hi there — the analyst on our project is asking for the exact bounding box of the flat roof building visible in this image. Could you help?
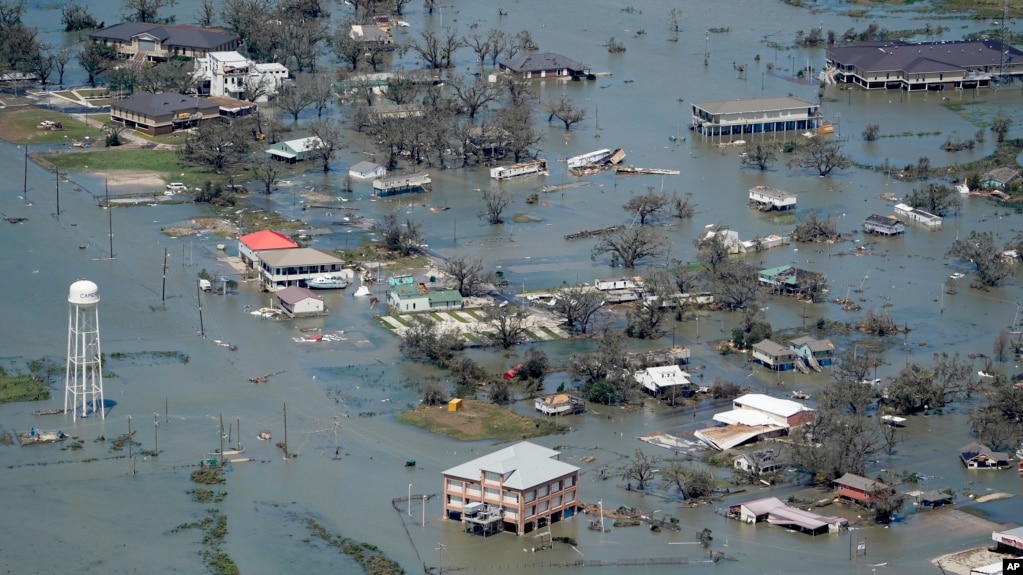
[690,96,821,138]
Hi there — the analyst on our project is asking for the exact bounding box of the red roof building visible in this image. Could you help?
[238,230,298,269]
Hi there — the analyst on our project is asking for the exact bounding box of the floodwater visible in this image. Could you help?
[3,1,1023,574]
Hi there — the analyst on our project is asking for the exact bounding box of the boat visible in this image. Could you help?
[257,430,272,441]
[308,274,349,289]
[209,446,246,457]
[16,428,68,446]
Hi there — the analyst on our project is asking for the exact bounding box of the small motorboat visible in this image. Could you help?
[308,274,349,289]
[257,430,272,441]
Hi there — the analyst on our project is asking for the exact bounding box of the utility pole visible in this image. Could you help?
[219,414,225,466]
[162,248,169,301]
[196,279,205,338]
[105,180,114,258]
[55,167,60,216]
[154,413,159,454]
[23,145,28,202]
[283,402,289,461]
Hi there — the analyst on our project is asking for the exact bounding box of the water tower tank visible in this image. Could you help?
[68,280,100,306]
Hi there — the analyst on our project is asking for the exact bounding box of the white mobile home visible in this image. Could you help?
[894,203,942,228]
[490,159,548,180]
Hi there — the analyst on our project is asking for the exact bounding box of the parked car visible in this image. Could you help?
[166,183,188,192]
[861,378,881,386]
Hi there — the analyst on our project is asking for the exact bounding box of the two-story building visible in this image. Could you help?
[256,247,344,290]
[752,339,797,371]
[237,229,298,270]
[89,22,239,64]
[634,365,691,396]
[788,336,835,368]
[826,39,1023,91]
[442,441,579,536]
[194,51,289,102]
[748,186,797,211]
[110,92,220,135]
[691,96,821,138]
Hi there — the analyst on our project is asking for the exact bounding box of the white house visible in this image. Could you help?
[748,186,797,211]
[349,161,386,179]
[194,51,288,102]
[634,365,691,395]
[702,225,745,254]
[275,286,325,317]
[594,277,641,291]
[256,247,344,290]
[266,136,324,163]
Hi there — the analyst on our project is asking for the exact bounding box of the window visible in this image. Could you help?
[446,479,462,491]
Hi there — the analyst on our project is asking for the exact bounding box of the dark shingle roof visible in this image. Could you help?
[112,92,219,117]
[827,39,1023,75]
[500,52,586,73]
[90,23,236,50]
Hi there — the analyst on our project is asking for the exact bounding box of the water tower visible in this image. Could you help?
[65,280,104,421]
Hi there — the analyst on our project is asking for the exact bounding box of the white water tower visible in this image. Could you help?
[65,280,104,421]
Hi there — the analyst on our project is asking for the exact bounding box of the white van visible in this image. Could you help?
[198,279,212,292]
[166,183,188,192]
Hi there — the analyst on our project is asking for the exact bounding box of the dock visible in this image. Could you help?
[564,225,623,241]
[614,166,680,176]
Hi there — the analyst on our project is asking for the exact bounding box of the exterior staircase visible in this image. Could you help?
[793,357,810,374]
[805,352,823,372]
[129,50,149,71]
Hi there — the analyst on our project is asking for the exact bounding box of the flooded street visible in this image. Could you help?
[3,0,1023,573]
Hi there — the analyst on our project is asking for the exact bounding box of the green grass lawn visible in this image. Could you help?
[0,108,105,145]
[39,149,216,188]
[539,326,561,339]
[0,367,50,404]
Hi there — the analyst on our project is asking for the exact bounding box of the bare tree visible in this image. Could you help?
[862,123,880,141]
[478,304,529,349]
[451,75,500,120]
[410,28,464,68]
[669,192,695,219]
[480,188,511,224]
[178,118,255,174]
[623,449,659,491]
[994,330,1012,362]
[442,256,486,297]
[694,226,731,274]
[789,138,851,177]
[706,260,760,311]
[276,82,315,121]
[500,74,536,107]
[464,31,490,64]
[740,142,778,170]
[591,226,668,268]
[308,118,346,172]
[52,48,72,86]
[309,75,334,117]
[622,188,668,224]
[77,43,112,87]
[329,20,364,70]
[249,156,280,194]
[544,96,587,130]
[550,284,605,334]
[195,0,215,26]
[122,0,177,22]
[496,103,544,162]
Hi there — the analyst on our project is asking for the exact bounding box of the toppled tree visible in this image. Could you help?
[904,183,961,217]
[661,461,714,499]
[420,381,448,406]
[858,308,899,336]
[946,231,1013,287]
[791,211,838,243]
[591,226,668,268]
